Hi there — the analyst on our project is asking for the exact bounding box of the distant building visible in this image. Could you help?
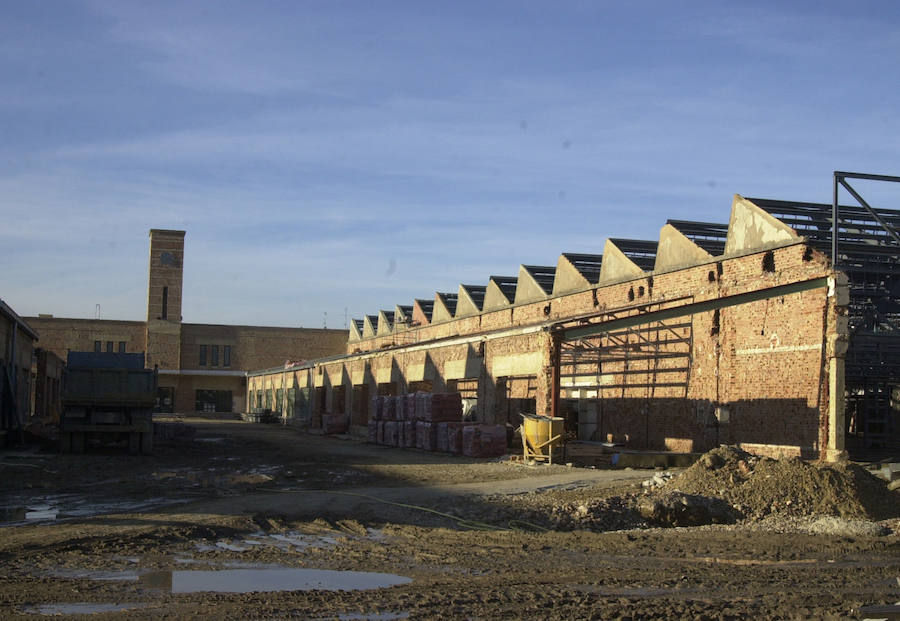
[26,230,346,414]
[1,298,38,439]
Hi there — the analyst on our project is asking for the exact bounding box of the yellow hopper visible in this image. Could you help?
[520,414,564,463]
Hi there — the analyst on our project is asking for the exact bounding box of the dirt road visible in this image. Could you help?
[1,418,898,619]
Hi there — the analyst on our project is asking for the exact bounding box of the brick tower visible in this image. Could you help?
[146,229,185,370]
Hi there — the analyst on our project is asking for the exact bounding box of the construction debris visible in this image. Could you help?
[477,445,900,533]
[662,445,900,521]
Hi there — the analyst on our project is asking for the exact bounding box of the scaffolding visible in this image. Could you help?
[750,172,900,451]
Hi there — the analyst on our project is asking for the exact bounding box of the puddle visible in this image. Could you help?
[172,568,411,593]
[1,506,58,522]
[47,564,411,595]
[24,603,149,615]
[0,494,190,525]
[215,541,253,552]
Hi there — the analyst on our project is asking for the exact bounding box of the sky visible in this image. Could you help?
[3,0,899,329]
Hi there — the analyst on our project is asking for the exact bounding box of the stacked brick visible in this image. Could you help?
[462,424,507,457]
[366,392,507,458]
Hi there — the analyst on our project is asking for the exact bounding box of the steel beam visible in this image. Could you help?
[558,277,829,342]
[837,178,900,246]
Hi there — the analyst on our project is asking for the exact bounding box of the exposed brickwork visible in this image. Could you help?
[257,241,840,459]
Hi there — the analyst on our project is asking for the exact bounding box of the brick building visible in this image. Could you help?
[248,193,900,461]
[26,229,347,414]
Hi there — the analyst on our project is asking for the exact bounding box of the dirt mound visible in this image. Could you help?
[637,492,741,527]
[665,446,900,520]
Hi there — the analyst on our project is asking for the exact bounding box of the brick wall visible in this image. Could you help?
[257,242,841,459]
[24,317,147,360]
[181,324,346,372]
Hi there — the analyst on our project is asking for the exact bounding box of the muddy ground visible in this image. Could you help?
[1,417,898,620]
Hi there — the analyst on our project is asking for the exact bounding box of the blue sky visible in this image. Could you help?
[3,0,899,329]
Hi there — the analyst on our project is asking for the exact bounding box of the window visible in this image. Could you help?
[211,345,219,366]
[106,341,114,353]
[162,286,168,320]
[118,341,126,353]
[199,345,207,366]
[223,345,231,367]
[94,341,101,352]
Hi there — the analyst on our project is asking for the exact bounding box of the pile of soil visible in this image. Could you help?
[664,446,900,520]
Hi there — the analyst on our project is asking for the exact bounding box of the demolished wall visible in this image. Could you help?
[248,195,847,460]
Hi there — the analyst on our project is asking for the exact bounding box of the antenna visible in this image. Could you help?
[95,304,101,319]
[344,307,348,329]
[323,311,327,329]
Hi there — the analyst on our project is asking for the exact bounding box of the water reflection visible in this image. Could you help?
[172,568,412,593]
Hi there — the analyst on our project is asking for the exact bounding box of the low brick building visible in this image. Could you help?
[26,230,346,414]
[248,194,900,461]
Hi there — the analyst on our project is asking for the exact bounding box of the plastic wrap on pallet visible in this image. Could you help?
[436,422,449,452]
[398,419,410,448]
[406,393,418,421]
[370,396,383,421]
[384,421,400,446]
[447,422,467,454]
[415,421,436,451]
[395,418,406,447]
[461,425,477,456]
[462,424,507,458]
[382,397,396,421]
[367,420,378,443]
[414,392,432,421]
[404,420,416,448]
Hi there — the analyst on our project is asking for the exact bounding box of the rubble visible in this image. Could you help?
[480,446,900,532]
[636,492,741,527]
[662,445,900,521]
